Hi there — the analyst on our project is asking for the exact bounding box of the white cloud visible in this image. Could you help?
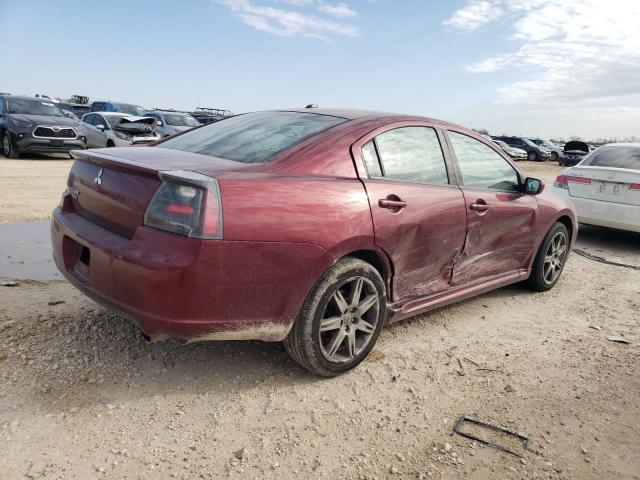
[217,0,359,40]
[317,2,357,18]
[446,0,640,106]
[442,0,503,32]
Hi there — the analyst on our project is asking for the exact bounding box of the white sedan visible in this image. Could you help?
[551,143,640,233]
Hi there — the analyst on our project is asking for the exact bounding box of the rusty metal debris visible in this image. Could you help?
[453,415,530,457]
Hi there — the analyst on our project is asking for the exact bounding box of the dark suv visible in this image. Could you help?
[0,95,86,158]
[492,136,552,162]
[89,100,146,116]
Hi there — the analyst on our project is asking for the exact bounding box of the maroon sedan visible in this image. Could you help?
[51,109,577,376]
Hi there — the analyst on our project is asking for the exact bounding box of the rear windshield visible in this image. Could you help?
[581,146,640,170]
[158,111,346,163]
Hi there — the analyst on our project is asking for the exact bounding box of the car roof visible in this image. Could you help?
[269,108,467,129]
[90,112,132,117]
[1,95,57,102]
[146,110,191,115]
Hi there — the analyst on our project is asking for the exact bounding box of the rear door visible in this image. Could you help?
[352,123,467,303]
[445,130,539,285]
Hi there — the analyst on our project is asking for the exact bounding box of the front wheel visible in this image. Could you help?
[526,222,569,291]
[284,257,386,377]
[2,132,20,158]
[527,151,539,162]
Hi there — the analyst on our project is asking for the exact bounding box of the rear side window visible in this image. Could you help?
[159,111,346,163]
[372,127,449,185]
[361,140,382,177]
[581,146,640,170]
[449,131,519,191]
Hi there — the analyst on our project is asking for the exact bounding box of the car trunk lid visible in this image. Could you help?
[67,147,249,237]
[567,166,640,206]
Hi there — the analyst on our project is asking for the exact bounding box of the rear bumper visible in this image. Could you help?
[51,207,335,341]
[552,187,640,233]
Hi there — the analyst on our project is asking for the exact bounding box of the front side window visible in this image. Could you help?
[159,111,346,163]
[373,127,449,184]
[82,114,95,125]
[449,131,520,191]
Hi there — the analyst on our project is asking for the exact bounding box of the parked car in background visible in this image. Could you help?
[52,108,577,376]
[190,107,232,125]
[0,95,85,158]
[493,139,527,160]
[58,102,91,119]
[89,100,146,116]
[529,138,565,163]
[561,141,590,166]
[81,112,159,148]
[492,136,552,161]
[552,144,640,232]
[144,110,201,137]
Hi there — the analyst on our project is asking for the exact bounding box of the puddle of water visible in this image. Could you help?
[0,220,62,281]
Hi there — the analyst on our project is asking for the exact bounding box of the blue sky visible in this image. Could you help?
[1,0,638,139]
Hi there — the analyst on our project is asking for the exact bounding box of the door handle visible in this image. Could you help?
[378,198,407,210]
[469,201,489,212]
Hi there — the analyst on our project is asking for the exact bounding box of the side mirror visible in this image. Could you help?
[96,124,106,131]
[524,177,544,195]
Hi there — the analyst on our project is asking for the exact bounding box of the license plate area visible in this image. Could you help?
[50,139,64,146]
[595,181,627,197]
[62,236,90,282]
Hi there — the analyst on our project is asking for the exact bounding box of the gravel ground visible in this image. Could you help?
[1,155,639,479]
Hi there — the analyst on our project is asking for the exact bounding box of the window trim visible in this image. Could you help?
[351,122,458,188]
[444,128,525,194]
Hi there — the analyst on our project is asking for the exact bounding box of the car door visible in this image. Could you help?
[445,130,539,285]
[82,114,103,148]
[352,124,467,303]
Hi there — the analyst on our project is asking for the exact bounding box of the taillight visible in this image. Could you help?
[553,174,591,189]
[144,170,222,239]
[630,183,640,190]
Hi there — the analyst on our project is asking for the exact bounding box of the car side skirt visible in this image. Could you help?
[386,269,529,323]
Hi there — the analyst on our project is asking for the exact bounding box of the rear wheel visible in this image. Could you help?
[284,257,386,377]
[551,152,559,162]
[2,131,20,158]
[526,222,569,291]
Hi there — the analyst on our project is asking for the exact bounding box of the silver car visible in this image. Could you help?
[144,110,201,138]
[81,112,160,148]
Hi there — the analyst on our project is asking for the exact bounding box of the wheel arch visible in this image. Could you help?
[338,248,394,300]
[555,214,574,244]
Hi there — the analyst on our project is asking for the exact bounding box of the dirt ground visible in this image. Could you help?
[1,155,639,479]
[0,154,73,224]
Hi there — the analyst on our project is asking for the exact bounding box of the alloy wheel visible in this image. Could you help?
[318,276,380,364]
[543,232,567,284]
[528,152,537,161]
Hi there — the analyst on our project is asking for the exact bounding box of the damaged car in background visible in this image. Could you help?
[0,94,86,158]
[561,140,591,167]
[81,112,159,148]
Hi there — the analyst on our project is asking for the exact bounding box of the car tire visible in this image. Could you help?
[526,222,570,292]
[527,151,539,162]
[284,257,387,377]
[551,152,559,162]
[2,131,20,159]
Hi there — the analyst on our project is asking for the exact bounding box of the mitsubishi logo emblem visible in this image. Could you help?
[94,168,103,186]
